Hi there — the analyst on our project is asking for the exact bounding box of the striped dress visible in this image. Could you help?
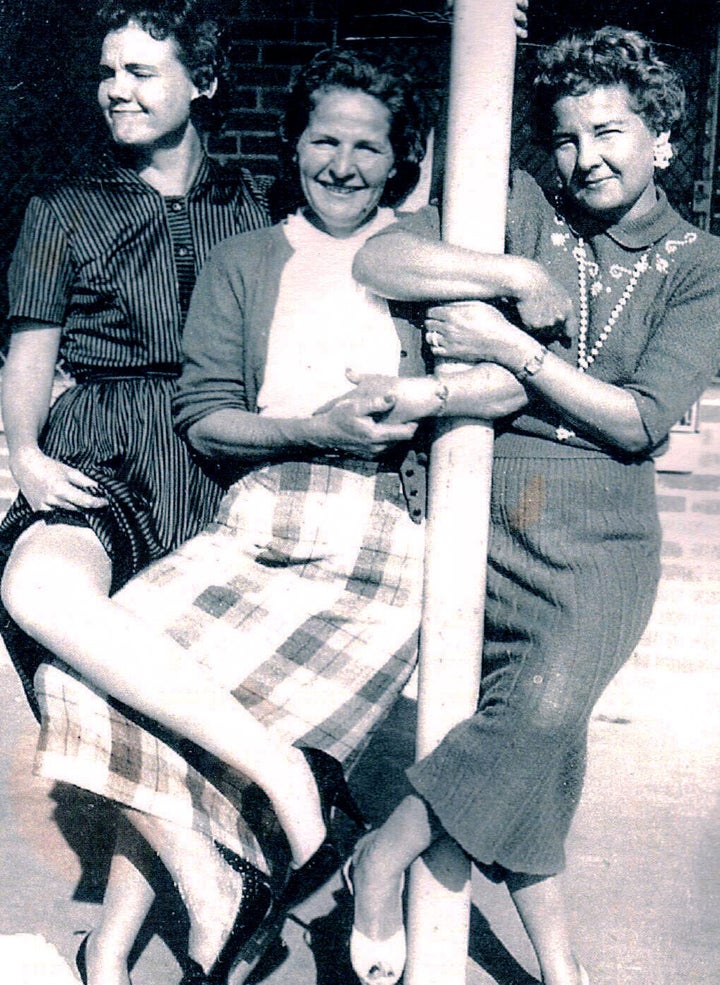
[0,155,270,713]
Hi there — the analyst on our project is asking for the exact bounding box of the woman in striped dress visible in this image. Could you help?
[0,1,269,981]
[344,26,720,985]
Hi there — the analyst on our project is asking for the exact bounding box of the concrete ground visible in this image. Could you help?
[0,405,718,984]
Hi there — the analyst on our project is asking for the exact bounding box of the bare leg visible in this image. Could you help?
[351,798,587,985]
[126,811,246,975]
[507,872,585,985]
[350,794,437,942]
[2,523,325,866]
[82,818,156,985]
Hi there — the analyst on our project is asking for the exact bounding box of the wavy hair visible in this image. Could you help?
[533,26,686,143]
[97,0,224,95]
[281,47,430,208]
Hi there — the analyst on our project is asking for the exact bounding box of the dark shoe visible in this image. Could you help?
[75,933,89,985]
[205,847,277,985]
[180,956,210,984]
[279,747,368,909]
[280,837,342,909]
[300,746,368,830]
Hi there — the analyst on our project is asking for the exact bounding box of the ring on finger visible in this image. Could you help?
[426,330,440,348]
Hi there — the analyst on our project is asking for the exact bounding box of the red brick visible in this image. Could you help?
[262,43,323,66]
[691,499,720,514]
[239,134,280,156]
[657,474,720,491]
[225,110,282,132]
[206,134,240,156]
[656,495,687,512]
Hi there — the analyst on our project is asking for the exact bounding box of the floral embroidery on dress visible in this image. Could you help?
[664,231,697,254]
[550,208,699,291]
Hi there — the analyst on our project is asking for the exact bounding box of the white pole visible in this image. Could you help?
[405,2,517,983]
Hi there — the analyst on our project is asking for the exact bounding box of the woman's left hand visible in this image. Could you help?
[346,371,447,423]
[425,302,529,367]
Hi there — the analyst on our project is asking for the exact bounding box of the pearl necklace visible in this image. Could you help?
[555,238,650,443]
[574,238,650,372]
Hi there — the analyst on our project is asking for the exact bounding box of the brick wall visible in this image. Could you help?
[656,385,720,579]
[206,0,338,180]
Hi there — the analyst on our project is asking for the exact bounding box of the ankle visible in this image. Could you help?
[81,933,131,985]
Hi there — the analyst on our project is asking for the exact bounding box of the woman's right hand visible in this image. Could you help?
[11,447,109,513]
[311,389,418,458]
[514,259,577,340]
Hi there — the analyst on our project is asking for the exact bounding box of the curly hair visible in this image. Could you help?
[96,0,224,94]
[280,47,430,208]
[533,26,686,143]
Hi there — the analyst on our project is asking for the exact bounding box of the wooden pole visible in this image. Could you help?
[405,2,517,983]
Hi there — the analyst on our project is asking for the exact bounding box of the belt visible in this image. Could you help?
[72,363,182,383]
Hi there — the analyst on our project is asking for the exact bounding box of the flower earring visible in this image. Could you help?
[654,132,673,170]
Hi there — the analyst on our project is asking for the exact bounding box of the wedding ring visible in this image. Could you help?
[426,331,440,348]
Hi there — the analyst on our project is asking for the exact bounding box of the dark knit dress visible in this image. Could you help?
[0,156,270,714]
[404,171,720,875]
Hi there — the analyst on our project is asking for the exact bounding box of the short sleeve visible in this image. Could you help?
[625,251,720,447]
[505,170,554,260]
[7,197,74,327]
[172,245,249,436]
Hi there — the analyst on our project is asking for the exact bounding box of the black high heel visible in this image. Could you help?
[301,746,368,831]
[75,933,89,985]
[280,746,368,909]
[180,956,210,984]
[201,847,277,985]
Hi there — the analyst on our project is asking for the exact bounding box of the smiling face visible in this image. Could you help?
[98,21,211,150]
[551,84,663,224]
[296,87,396,238]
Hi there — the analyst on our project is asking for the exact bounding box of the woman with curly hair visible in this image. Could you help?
[344,26,720,985]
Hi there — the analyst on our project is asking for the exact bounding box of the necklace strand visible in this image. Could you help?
[574,238,649,372]
[556,238,650,443]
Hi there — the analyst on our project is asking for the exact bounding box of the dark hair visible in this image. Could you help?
[97,0,224,96]
[533,26,685,144]
[281,47,429,208]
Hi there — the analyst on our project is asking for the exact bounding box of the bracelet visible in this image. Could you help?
[433,381,449,416]
[516,345,548,383]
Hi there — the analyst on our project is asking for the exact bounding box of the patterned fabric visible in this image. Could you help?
[0,156,271,715]
[34,460,424,873]
[7,156,270,372]
[380,172,720,458]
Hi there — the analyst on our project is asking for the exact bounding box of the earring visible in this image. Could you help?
[654,133,673,170]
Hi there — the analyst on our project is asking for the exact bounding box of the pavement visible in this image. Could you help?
[0,392,718,985]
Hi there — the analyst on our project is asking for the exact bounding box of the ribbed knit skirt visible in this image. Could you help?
[33,460,424,875]
[406,453,661,877]
[0,377,225,713]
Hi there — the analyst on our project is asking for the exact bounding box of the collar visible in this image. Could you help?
[88,150,219,195]
[561,187,682,250]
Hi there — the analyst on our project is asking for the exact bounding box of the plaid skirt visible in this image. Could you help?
[34,459,424,874]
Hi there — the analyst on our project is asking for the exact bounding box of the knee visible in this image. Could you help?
[1,551,45,631]
[513,674,592,743]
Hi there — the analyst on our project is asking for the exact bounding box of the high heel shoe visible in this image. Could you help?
[182,847,277,985]
[299,746,368,830]
[75,933,89,985]
[343,858,406,985]
[280,746,368,909]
